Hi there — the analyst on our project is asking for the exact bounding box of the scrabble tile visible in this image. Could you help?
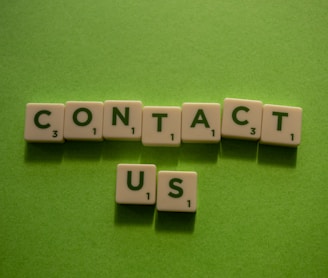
[157,171,197,212]
[260,104,302,147]
[24,103,65,143]
[64,101,103,141]
[181,103,221,143]
[116,164,157,205]
[142,106,181,146]
[221,98,263,140]
[103,100,142,140]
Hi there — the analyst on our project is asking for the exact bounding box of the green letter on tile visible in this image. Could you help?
[34,110,51,129]
[127,171,144,191]
[272,112,288,131]
[168,178,183,198]
[232,106,249,125]
[152,113,168,132]
[73,108,92,126]
[112,107,129,126]
[191,109,210,128]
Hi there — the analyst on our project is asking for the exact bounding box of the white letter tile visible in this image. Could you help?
[116,164,157,205]
[157,171,197,212]
[103,100,142,140]
[222,98,263,140]
[24,103,65,143]
[64,101,103,141]
[182,103,221,143]
[142,106,181,146]
[260,104,302,147]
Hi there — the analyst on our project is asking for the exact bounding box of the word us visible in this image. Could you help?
[116,164,197,213]
[24,98,303,147]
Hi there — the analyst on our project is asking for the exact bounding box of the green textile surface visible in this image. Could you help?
[1,1,327,277]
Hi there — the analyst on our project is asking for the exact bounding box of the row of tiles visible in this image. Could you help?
[24,98,303,147]
[116,164,197,213]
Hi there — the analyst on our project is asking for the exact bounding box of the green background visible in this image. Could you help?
[1,0,327,277]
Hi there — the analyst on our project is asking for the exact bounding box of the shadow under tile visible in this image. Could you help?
[155,210,195,233]
[220,138,258,161]
[141,146,179,168]
[257,144,298,168]
[114,203,155,226]
[24,142,64,163]
[179,143,220,163]
[64,141,103,161]
[102,141,142,162]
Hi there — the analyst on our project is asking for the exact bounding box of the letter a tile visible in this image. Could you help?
[182,103,221,143]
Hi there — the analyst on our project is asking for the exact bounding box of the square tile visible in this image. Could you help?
[24,103,65,143]
[142,106,181,146]
[103,100,142,140]
[260,104,302,147]
[181,103,221,143]
[157,171,197,212]
[116,164,157,205]
[221,98,263,140]
[64,101,103,141]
